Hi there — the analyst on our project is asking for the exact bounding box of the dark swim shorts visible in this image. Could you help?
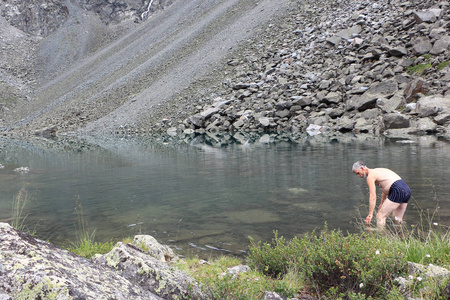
[388,179,411,204]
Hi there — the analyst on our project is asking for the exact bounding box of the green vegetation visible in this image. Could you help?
[66,199,115,258]
[177,220,450,299]
[11,183,36,235]
[176,256,301,299]
[67,236,115,258]
[407,63,432,75]
[437,61,450,71]
[406,55,450,75]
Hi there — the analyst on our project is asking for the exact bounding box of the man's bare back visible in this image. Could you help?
[369,168,402,195]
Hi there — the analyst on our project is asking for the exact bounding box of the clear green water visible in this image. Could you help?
[0,134,448,258]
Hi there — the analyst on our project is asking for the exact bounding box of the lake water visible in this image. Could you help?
[0,133,448,258]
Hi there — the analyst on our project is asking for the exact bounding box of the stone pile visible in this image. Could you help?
[163,0,450,139]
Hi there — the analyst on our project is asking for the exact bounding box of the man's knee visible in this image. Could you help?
[376,213,386,223]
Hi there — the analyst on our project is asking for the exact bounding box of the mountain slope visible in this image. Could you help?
[2,0,290,135]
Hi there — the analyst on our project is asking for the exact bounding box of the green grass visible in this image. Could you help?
[176,256,302,299]
[66,198,116,258]
[437,61,450,71]
[11,183,36,235]
[407,63,432,75]
[67,237,115,258]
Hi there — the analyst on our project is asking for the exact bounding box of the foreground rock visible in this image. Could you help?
[0,223,206,299]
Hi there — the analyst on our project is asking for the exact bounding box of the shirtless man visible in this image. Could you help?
[352,161,411,228]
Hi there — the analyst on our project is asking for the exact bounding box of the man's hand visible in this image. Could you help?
[365,214,373,225]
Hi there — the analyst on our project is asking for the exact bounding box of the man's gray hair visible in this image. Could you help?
[352,161,366,172]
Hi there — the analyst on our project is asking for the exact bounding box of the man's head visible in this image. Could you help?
[352,161,368,178]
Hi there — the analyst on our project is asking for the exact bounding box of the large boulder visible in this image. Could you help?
[416,96,450,117]
[383,113,410,129]
[93,242,206,299]
[347,80,398,111]
[0,223,205,299]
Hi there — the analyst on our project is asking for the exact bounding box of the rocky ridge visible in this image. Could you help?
[148,0,450,140]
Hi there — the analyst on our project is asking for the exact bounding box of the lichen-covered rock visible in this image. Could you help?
[93,242,207,299]
[0,223,204,299]
[132,234,177,262]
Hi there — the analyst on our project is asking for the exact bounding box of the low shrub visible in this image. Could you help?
[247,226,407,299]
[299,229,406,298]
[247,231,302,278]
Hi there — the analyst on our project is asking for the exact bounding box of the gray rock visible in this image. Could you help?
[336,25,362,39]
[383,113,410,129]
[347,93,378,111]
[413,10,437,23]
[430,36,450,55]
[259,117,276,128]
[388,46,408,57]
[327,108,344,119]
[434,113,450,126]
[291,96,312,107]
[133,235,177,262]
[263,291,285,300]
[413,118,438,134]
[0,223,165,299]
[327,35,342,46]
[1,2,69,36]
[366,80,398,97]
[275,101,293,110]
[335,116,354,132]
[412,37,433,55]
[429,28,447,40]
[306,124,329,136]
[189,114,205,128]
[200,106,222,119]
[361,108,381,120]
[94,242,206,299]
[376,92,404,113]
[407,261,450,278]
[323,91,342,104]
[416,96,450,117]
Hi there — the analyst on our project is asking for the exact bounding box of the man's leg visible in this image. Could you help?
[377,199,400,228]
[392,203,408,224]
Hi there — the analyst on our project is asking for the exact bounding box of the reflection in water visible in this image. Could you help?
[0,133,448,258]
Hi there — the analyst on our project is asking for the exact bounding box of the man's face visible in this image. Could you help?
[353,167,366,178]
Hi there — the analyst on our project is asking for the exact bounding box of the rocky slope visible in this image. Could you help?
[162,0,450,140]
[0,0,449,139]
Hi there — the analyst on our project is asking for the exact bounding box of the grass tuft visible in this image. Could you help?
[11,183,36,235]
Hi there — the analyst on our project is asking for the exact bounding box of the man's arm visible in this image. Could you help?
[365,176,377,224]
